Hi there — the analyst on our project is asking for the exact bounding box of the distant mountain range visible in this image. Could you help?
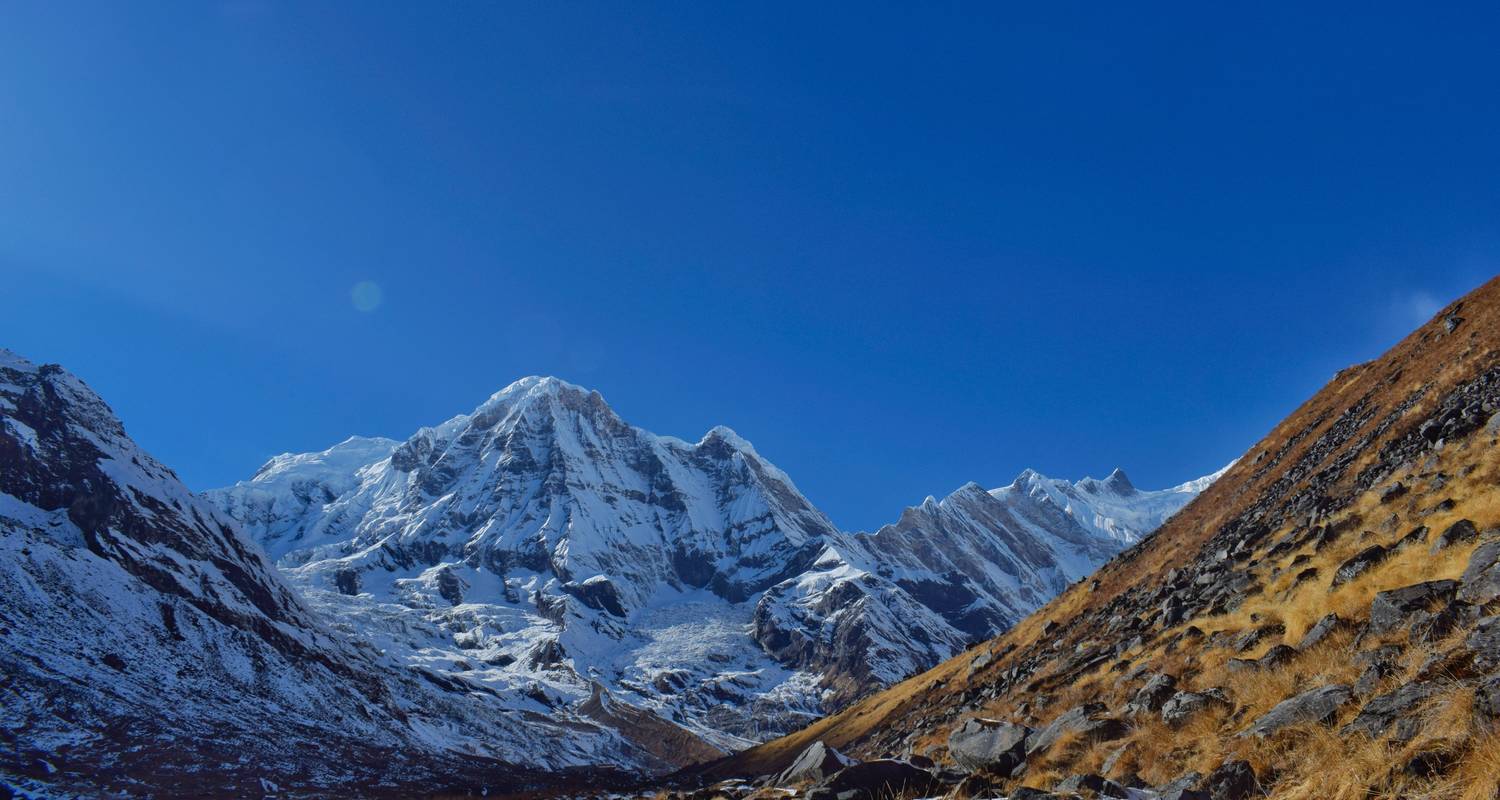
[205,375,1225,769]
[0,347,1224,793]
[7,278,1493,799]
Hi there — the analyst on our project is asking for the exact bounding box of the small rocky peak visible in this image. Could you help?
[1102,467,1135,494]
[695,425,752,462]
[477,376,602,416]
[945,481,993,506]
[1009,468,1045,490]
[1077,468,1134,494]
[903,495,943,521]
[466,376,626,441]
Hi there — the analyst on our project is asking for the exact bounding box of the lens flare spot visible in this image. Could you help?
[351,281,383,312]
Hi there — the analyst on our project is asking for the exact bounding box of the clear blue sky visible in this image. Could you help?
[2,3,1497,530]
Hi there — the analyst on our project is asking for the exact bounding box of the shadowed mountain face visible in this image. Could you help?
[698,279,1500,799]
[207,376,1220,766]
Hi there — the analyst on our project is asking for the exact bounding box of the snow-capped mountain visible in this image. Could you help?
[208,376,1225,762]
[0,352,649,797]
[748,465,1230,701]
[999,465,1233,546]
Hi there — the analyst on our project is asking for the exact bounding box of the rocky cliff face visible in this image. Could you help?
[208,376,1221,761]
[698,279,1500,800]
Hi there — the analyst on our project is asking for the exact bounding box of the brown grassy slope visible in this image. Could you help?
[998,432,1500,799]
[702,274,1500,783]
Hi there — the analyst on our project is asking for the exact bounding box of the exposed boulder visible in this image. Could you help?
[1054,772,1130,797]
[1157,775,1209,800]
[1396,525,1430,550]
[1342,682,1440,743]
[950,771,1003,799]
[1297,613,1346,650]
[1331,545,1390,588]
[1467,616,1500,672]
[810,760,941,800]
[1241,684,1352,737]
[1289,567,1320,589]
[1204,760,1258,800]
[1227,644,1297,672]
[946,718,1030,774]
[1123,672,1177,716]
[1457,541,1500,605]
[1025,704,1127,757]
[1230,623,1283,653]
[1380,482,1409,504]
[1431,519,1480,554]
[1476,672,1500,719]
[1369,581,1458,635]
[772,741,855,786]
[1161,690,1230,727]
[1409,599,1477,645]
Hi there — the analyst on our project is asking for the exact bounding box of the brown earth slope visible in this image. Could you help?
[699,275,1500,799]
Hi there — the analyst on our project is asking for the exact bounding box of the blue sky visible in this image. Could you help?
[2,3,1497,530]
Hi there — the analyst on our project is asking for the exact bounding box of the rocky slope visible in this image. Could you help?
[207,377,1220,765]
[690,278,1500,799]
[0,350,628,798]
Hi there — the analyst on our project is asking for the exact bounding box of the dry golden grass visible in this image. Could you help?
[1323,535,1480,621]
[1046,440,1500,796]
[1453,733,1500,800]
[1248,725,1391,800]
[1424,685,1476,742]
[1031,728,1087,772]
[1016,767,1064,791]
[1106,717,1168,783]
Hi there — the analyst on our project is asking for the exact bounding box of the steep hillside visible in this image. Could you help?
[695,276,1500,799]
[207,378,1219,767]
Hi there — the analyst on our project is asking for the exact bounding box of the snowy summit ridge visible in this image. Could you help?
[207,374,1228,768]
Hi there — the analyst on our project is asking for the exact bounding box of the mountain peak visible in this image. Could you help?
[1073,467,1135,495]
[250,435,400,482]
[461,375,623,435]
[483,374,594,406]
[1102,467,1134,493]
[1010,467,1045,488]
[700,424,747,446]
[947,481,991,502]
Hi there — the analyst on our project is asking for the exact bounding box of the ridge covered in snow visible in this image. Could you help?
[0,351,616,796]
[207,375,1227,766]
[994,462,1236,547]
